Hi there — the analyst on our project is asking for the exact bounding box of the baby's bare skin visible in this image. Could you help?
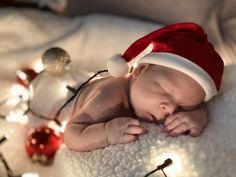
[64,76,144,151]
[64,64,208,151]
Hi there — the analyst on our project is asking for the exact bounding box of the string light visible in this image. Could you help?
[0,151,39,177]
[10,84,29,101]
[0,135,9,145]
[2,69,178,176]
[53,70,108,124]
[23,69,108,127]
[32,59,44,73]
[1,68,108,126]
[0,135,40,177]
[0,95,23,107]
[144,158,173,177]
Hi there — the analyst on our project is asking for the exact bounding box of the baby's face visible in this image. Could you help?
[129,64,205,122]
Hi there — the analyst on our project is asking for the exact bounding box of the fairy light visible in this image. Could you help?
[0,148,39,177]
[10,84,29,100]
[144,158,173,177]
[0,135,9,145]
[144,143,189,177]
[60,82,70,95]
[32,59,44,73]
[16,70,28,81]
[5,96,22,106]
[48,120,66,132]
[6,110,29,124]
[156,152,183,175]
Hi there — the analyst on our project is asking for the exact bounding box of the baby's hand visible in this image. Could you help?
[105,117,148,145]
[162,108,208,137]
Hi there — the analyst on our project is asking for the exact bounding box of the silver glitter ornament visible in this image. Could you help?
[42,47,71,75]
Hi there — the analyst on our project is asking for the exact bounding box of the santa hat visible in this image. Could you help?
[107,22,224,101]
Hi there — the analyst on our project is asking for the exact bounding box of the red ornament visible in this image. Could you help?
[25,126,63,165]
[16,68,38,88]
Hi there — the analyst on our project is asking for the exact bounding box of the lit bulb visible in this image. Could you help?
[6,96,21,106]
[10,84,29,100]
[16,70,27,81]
[32,59,44,73]
[155,152,183,175]
[48,120,66,132]
[6,110,29,124]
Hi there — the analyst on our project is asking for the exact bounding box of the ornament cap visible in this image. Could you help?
[42,47,71,76]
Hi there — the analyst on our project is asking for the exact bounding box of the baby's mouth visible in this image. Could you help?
[146,112,156,122]
[146,112,164,124]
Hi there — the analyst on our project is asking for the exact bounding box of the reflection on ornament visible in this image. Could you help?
[25,126,63,165]
[42,47,71,76]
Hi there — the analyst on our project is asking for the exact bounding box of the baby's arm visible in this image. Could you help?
[162,103,208,137]
[64,92,147,152]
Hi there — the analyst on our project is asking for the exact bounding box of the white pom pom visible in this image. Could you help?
[107,54,129,77]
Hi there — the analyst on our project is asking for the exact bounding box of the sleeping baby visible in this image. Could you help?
[60,22,224,152]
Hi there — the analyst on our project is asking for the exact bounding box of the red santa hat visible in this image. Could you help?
[107,22,224,101]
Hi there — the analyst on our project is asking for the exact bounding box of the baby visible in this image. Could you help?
[63,22,224,152]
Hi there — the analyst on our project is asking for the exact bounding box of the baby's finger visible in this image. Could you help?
[163,118,182,133]
[125,125,148,135]
[122,134,138,143]
[119,118,139,129]
[168,123,188,137]
[164,114,177,127]
[189,128,201,137]
[126,118,140,126]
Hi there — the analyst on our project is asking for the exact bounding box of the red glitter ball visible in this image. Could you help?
[25,126,63,164]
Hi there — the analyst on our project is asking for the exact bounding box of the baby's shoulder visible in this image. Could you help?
[82,77,125,106]
[95,77,125,101]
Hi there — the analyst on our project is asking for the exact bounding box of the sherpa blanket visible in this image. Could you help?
[57,65,236,177]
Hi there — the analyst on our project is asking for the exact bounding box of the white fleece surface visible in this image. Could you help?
[56,65,236,177]
[0,8,236,177]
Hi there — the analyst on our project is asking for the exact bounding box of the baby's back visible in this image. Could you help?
[66,76,132,124]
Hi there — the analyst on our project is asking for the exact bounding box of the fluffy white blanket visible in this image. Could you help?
[0,8,236,177]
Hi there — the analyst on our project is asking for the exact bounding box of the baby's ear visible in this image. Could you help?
[132,63,149,79]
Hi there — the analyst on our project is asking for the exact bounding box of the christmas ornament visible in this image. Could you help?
[42,47,71,76]
[16,68,38,88]
[25,126,63,165]
[28,47,92,124]
[28,47,75,123]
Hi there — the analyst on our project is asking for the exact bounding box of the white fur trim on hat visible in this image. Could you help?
[138,52,217,101]
[107,54,129,77]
